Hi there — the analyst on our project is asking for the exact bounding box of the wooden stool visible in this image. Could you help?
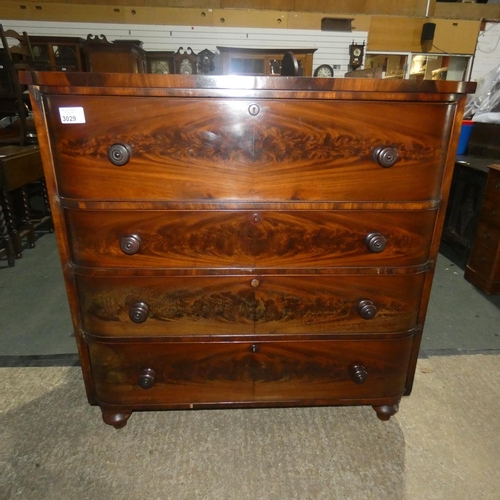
[0,145,52,261]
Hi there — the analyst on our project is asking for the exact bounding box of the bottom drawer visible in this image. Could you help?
[89,335,414,407]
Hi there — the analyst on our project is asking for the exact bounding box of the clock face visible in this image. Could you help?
[314,64,334,78]
[353,48,362,57]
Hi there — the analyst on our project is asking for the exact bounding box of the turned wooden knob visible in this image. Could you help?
[250,213,263,224]
[251,278,260,288]
[129,302,149,323]
[350,365,368,384]
[372,146,398,168]
[120,234,141,255]
[108,143,132,166]
[364,232,387,253]
[357,299,377,320]
[138,368,156,389]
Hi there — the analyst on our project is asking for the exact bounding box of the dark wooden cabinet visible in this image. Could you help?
[218,47,316,76]
[442,158,490,263]
[465,164,500,294]
[84,36,146,74]
[23,72,473,427]
[29,36,86,72]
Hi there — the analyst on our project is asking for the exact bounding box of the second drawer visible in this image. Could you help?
[66,209,437,268]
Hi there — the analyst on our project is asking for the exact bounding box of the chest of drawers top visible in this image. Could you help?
[24,72,474,206]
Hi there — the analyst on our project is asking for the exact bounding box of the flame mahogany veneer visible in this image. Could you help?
[23,72,475,427]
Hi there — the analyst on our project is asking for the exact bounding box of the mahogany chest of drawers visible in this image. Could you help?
[23,72,474,427]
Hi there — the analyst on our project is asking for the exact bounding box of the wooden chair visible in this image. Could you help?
[0,25,36,146]
[280,51,300,76]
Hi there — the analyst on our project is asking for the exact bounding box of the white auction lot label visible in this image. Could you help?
[59,107,86,124]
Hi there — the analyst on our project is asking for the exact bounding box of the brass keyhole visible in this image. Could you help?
[248,104,260,116]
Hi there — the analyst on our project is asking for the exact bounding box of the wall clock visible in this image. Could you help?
[314,64,334,77]
[349,44,364,68]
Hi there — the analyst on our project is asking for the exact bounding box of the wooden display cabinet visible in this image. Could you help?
[84,36,146,74]
[29,36,86,72]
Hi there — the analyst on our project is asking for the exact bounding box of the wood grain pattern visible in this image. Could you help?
[45,96,452,201]
[75,273,425,337]
[89,334,414,406]
[65,208,437,268]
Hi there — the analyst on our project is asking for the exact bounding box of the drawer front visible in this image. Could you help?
[66,209,436,268]
[89,336,414,406]
[76,273,425,337]
[479,197,500,228]
[484,169,500,205]
[46,96,452,202]
[467,242,498,278]
[473,220,500,253]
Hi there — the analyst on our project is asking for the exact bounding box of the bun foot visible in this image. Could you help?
[373,403,399,421]
[101,410,132,429]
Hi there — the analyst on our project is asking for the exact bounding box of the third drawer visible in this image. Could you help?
[76,272,427,337]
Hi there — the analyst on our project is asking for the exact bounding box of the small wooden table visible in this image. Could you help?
[0,145,51,264]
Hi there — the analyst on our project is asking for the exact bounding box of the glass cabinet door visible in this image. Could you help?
[409,53,472,81]
[365,52,472,81]
[364,53,408,79]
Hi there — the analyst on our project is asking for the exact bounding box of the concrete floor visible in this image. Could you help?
[0,232,499,359]
[2,355,500,499]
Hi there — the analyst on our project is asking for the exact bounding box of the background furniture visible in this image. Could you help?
[442,158,489,263]
[465,164,500,294]
[0,25,35,146]
[442,122,500,295]
[217,47,316,76]
[84,35,146,73]
[173,47,197,74]
[280,51,300,76]
[24,72,473,427]
[0,199,15,266]
[0,145,52,260]
[29,35,86,72]
[145,50,175,74]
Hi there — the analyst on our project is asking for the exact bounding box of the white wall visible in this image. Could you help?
[1,19,368,77]
[471,21,500,82]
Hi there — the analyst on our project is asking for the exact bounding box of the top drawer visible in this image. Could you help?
[44,96,453,202]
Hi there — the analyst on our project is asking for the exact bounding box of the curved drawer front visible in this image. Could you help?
[45,96,452,202]
[76,273,425,337]
[66,209,436,269]
[89,336,414,406]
